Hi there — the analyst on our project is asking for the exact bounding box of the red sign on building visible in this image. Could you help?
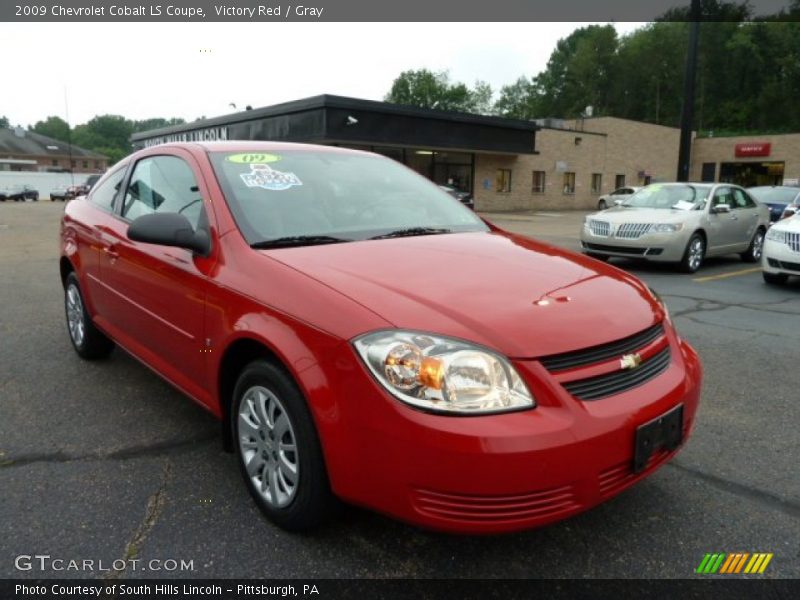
[735,142,771,157]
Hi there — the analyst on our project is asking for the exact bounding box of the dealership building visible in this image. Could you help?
[132,95,800,211]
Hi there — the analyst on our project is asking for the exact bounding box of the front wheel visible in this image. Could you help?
[741,228,765,262]
[64,272,115,359]
[763,271,788,285]
[233,360,335,531]
[680,233,705,273]
[598,200,608,210]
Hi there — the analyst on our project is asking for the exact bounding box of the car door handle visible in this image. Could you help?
[102,246,119,259]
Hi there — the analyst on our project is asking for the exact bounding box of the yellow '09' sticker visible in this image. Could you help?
[226,153,281,164]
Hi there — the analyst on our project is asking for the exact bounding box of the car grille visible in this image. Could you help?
[562,347,672,401]
[787,232,800,253]
[540,322,665,372]
[615,223,653,239]
[412,485,580,523]
[588,220,610,236]
[583,242,646,255]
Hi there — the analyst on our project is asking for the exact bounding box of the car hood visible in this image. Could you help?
[261,231,662,358]
[772,215,800,232]
[589,207,697,223]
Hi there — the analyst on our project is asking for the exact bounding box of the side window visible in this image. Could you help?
[121,155,205,229]
[733,188,755,208]
[88,168,125,212]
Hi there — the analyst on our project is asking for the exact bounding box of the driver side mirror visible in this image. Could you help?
[712,203,731,214]
[127,212,210,256]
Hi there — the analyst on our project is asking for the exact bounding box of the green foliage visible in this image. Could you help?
[0,115,9,128]
[385,69,494,114]
[31,116,71,142]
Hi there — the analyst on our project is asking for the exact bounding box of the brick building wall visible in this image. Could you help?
[691,133,800,184]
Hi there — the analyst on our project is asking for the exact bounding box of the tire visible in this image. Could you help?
[598,200,608,210]
[232,359,335,531]
[64,272,115,359]
[680,233,706,273]
[741,228,765,263]
[585,252,609,262]
[762,271,788,285]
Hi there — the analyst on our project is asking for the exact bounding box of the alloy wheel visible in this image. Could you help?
[688,238,704,271]
[238,386,299,508]
[752,231,764,260]
[66,284,85,347]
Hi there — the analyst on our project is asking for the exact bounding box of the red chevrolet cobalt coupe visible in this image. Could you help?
[60,142,702,533]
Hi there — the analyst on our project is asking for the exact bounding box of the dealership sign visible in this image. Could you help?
[734,142,771,157]
[143,126,229,148]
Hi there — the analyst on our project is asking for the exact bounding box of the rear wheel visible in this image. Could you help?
[680,233,705,273]
[598,200,608,210]
[64,272,115,359]
[762,271,788,285]
[233,359,335,531]
[741,228,765,262]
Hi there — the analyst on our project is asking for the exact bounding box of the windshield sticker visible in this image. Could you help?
[226,153,281,164]
[240,164,302,191]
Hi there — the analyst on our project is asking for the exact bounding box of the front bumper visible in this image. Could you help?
[580,226,690,262]
[321,331,702,534]
[762,238,800,276]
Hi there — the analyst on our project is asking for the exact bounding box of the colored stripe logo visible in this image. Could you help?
[696,552,773,574]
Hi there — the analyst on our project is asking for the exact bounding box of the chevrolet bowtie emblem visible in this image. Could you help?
[620,353,643,370]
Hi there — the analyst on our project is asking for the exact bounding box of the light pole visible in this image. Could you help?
[676,0,701,182]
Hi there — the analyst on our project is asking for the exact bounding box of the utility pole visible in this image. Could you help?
[676,0,701,182]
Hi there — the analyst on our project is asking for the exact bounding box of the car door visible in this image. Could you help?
[731,187,761,249]
[98,150,216,402]
[706,186,742,252]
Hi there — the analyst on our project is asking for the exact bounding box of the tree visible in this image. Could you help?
[385,69,481,113]
[470,80,495,115]
[495,77,542,120]
[31,116,71,143]
[0,115,8,128]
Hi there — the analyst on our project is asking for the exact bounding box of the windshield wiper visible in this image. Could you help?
[250,235,351,249]
[368,227,452,240]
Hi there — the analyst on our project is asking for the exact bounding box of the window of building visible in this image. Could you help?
[615,174,625,188]
[563,172,576,195]
[51,159,58,167]
[591,173,602,194]
[71,160,76,168]
[496,169,512,193]
[701,162,716,182]
[532,171,546,193]
[95,161,102,169]
[82,160,89,168]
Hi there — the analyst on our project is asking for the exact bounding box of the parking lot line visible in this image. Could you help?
[692,267,762,283]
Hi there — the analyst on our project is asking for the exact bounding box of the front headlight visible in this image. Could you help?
[651,223,684,233]
[353,330,535,414]
[766,228,786,242]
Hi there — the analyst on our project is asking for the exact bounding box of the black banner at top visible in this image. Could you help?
[1,0,797,22]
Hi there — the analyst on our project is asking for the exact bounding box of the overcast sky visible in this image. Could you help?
[0,22,644,127]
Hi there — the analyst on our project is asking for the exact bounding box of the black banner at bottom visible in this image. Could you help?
[2,579,798,600]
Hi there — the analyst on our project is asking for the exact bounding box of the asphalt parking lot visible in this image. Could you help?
[1,202,798,580]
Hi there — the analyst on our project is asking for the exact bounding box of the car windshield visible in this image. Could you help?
[209,150,487,246]
[623,184,710,210]
[748,187,799,205]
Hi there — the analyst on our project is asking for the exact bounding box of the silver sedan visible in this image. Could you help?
[580,183,770,272]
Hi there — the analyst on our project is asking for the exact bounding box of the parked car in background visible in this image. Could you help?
[597,186,641,210]
[581,182,770,273]
[60,142,701,533]
[67,184,90,198]
[762,214,800,285]
[1,185,39,202]
[438,184,474,209]
[50,185,73,202]
[747,185,800,222]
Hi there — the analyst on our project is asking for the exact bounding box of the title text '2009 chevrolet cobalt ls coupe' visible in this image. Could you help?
[60,142,702,533]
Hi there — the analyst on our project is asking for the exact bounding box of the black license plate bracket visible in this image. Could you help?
[633,404,684,473]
